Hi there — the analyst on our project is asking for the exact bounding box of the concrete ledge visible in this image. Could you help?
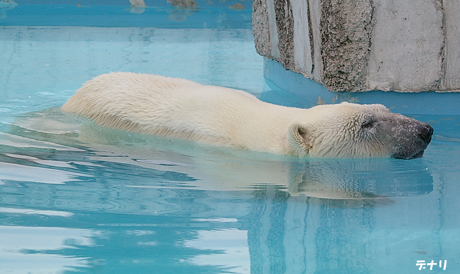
[253,0,460,93]
[264,58,460,115]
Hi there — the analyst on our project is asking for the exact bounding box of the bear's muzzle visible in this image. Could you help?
[392,122,433,160]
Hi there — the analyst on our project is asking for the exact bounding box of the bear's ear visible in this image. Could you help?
[288,123,313,156]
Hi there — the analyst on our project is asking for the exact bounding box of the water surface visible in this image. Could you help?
[1,2,460,274]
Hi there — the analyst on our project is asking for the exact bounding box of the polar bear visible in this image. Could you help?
[61,72,433,159]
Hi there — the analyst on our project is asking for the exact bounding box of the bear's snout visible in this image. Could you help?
[392,121,434,160]
[418,123,433,145]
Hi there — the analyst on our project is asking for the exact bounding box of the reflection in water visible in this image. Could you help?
[229,3,247,10]
[184,229,250,273]
[0,225,95,273]
[168,0,198,9]
[167,0,198,21]
[129,0,146,14]
[0,0,17,19]
[1,3,459,272]
[0,106,450,273]
[9,107,435,200]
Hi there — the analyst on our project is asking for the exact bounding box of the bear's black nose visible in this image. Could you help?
[418,124,434,144]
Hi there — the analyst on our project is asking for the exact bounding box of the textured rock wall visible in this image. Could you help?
[253,0,460,92]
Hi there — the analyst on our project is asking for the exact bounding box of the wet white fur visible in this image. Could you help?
[62,72,400,158]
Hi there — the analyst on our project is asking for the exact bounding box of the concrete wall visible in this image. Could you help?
[253,0,460,92]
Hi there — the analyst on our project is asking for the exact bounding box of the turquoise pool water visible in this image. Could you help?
[1,2,460,274]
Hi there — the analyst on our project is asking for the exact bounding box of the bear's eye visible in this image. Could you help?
[361,120,375,129]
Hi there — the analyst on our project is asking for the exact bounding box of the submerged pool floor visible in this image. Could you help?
[1,3,460,274]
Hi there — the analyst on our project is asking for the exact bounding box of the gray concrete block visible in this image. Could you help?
[252,0,272,58]
[367,0,444,92]
[320,0,374,91]
[252,0,460,92]
[274,0,295,70]
[442,0,460,91]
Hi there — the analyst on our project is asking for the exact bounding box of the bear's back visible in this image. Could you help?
[61,72,273,148]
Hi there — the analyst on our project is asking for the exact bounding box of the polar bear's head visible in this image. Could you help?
[288,102,433,159]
